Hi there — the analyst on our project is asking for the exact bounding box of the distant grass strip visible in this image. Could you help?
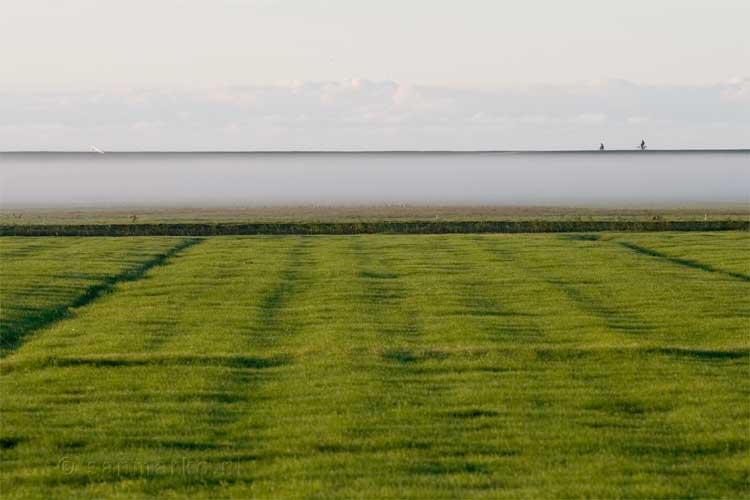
[1,219,747,236]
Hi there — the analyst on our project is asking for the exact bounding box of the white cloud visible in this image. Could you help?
[521,115,552,125]
[0,79,748,150]
[720,78,750,102]
[570,113,607,124]
[627,116,650,124]
[131,121,162,134]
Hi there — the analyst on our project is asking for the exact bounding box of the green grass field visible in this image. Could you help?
[1,232,748,498]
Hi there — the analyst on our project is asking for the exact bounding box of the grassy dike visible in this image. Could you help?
[1,219,748,236]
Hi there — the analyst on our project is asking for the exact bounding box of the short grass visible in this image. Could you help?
[0,232,748,498]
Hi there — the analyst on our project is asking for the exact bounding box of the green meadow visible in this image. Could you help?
[1,232,748,498]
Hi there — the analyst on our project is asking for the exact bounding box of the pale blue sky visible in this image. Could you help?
[2,0,748,88]
[0,1,747,149]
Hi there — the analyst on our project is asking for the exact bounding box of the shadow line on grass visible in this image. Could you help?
[619,242,750,283]
[647,347,749,361]
[0,238,203,358]
[0,354,290,373]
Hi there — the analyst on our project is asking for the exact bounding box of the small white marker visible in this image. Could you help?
[90,145,104,154]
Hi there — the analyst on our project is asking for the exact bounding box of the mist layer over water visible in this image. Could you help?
[1,151,747,208]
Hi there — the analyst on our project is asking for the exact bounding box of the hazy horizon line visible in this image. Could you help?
[2,149,749,154]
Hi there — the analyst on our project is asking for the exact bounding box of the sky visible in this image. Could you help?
[1,0,748,149]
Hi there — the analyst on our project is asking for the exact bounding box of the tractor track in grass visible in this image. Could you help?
[203,238,316,449]
[455,235,544,342]
[0,238,203,357]
[480,236,656,337]
[619,242,750,283]
[246,238,315,349]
